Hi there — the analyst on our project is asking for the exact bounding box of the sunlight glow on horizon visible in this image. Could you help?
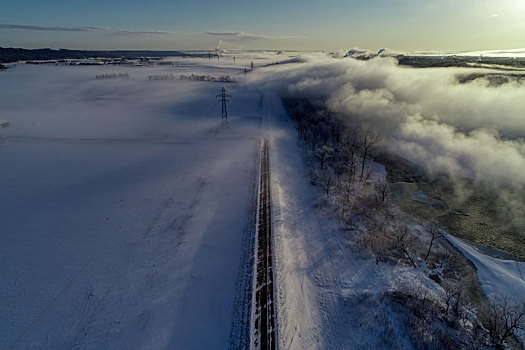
[1,0,524,51]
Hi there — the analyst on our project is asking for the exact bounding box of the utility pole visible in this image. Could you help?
[217,87,231,120]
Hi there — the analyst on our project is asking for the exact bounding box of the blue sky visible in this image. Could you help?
[1,0,524,51]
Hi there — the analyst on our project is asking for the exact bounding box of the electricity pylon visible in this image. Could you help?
[217,87,231,120]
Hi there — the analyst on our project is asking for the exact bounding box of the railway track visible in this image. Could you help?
[252,138,276,350]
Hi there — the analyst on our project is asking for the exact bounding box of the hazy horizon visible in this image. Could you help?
[2,0,525,52]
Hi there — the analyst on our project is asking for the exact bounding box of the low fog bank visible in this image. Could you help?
[248,54,525,222]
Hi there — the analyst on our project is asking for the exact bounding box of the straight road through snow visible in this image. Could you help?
[252,139,277,350]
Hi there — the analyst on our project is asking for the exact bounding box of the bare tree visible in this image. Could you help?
[315,145,334,169]
[318,169,334,198]
[341,179,354,203]
[332,160,346,187]
[360,129,379,181]
[486,296,525,345]
[341,129,361,183]
[424,220,443,262]
[389,225,417,267]
[362,166,374,183]
[433,252,459,279]
[442,280,463,315]
[331,118,343,145]
[374,180,389,209]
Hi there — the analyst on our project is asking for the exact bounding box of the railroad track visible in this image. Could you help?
[252,138,276,350]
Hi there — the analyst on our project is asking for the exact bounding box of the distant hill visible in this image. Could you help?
[397,55,525,69]
[0,47,191,63]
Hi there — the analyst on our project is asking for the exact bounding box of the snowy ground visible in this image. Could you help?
[0,57,277,349]
[2,53,524,349]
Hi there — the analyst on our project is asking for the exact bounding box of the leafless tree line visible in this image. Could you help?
[179,74,235,83]
[283,97,525,349]
[96,73,129,79]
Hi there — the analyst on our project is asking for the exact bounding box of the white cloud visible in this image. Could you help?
[203,31,304,40]
[247,54,525,198]
[0,24,178,35]
[0,24,303,41]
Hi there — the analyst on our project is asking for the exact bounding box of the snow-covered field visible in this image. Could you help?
[0,57,272,348]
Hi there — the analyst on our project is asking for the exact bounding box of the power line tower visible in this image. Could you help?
[216,86,231,120]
